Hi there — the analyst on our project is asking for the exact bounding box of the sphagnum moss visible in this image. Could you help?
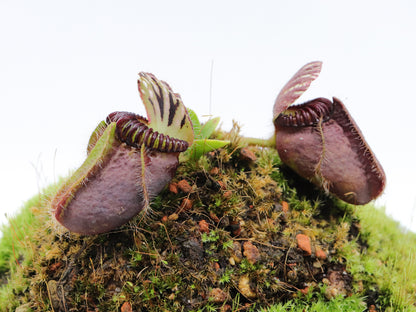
[1,128,416,312]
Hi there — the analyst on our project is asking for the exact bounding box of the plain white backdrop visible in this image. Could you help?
[1,0,415,231]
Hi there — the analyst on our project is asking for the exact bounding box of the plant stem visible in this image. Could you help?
[240,135,276,148]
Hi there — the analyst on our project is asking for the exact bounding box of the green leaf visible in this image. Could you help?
[187,109,219,140]
[186,109,229,160]
[187,108,201,138]
[200,117,220,139]
[190,139,230,160]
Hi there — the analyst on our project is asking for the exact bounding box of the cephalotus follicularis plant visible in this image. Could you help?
[244,61,385,205]
[50,62,385,235]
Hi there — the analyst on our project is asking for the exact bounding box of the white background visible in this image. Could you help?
[1,1,415,231]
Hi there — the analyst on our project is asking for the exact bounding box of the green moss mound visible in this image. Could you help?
[1,129,416,312]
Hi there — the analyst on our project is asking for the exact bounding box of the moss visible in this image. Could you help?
[260,292,367,312]
[1,127,416,311]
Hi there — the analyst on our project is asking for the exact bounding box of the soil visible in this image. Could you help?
[8,143,379,311]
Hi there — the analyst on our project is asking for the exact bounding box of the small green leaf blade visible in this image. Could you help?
[200,117,220,140]
[187,108,201,139]
[190,139,230,160]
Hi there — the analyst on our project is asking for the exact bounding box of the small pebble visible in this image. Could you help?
[229,257,236,266]
[121,302,133,312]
[209,211,220,223]
[169,182,178,194]
[180,198,193,211]
[296,234,312,256]
[369,305,378,312]
[281,201,289,213]
[198,219,209,233]
[240,147,257,162]
[243,241,260,264]
[209,288,228,303]
[210,167,220,175]
[231,241,243,263]
[315,247,327,260]
[238,275,256,298]
[177,179,193,193]
[287,269,297,281]
[168,213,179,221]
